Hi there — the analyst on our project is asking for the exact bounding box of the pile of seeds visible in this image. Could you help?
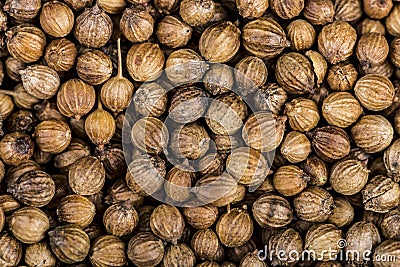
[1,0,400,266]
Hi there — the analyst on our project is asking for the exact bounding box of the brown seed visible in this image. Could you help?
[74,4,113,48]
[90,235,127,267]
[327,197,354,227]
[156,15,192,48]
[322,92,363,128]
[5,160,40,187]
[97,0,126,14]
[154,0,179,13]
[131,117,169,154]
[57,78,96,119]
[198,153,225,176]
[254,83,288,114]
[358,18,386,35]
[49,225,90,264]
[327,62,358,91]
[303,0,334,25]
[5,24,46,63]
[306,50,328,88]
[64,0,93,10]
[362,175,400,213]
[8,170,55,207]
[179,0,215,26]
[54,138,90,171]
[133,82,168,117]
[192,229,220,261]
[9,207,50,244]
[226,147,269,186]
[305,224,343,261]
[363,0,393,19]
[381,209,400,240]
[285,98,319,132]
[25,242,57,267]
[391,36,400,68]
[276,52,315,94]
[318,21,357,64]
[20,64,60,100]
[183,205,218,229]
[351,115,394,153]
[0,232,22,266]
[57,194,96,227]
[386,5,400,36]
[164,167,195,202]
[242,112,286,152]
[126,42,165,82]
[268,228,303,266]
[273,165,310,196]
[85,106,116,149]
[334,0,363,23]
[330,159,369,195]
[311,126,351,162]
[69,156,105,195]
[40,1,74,37]
[0,132,34,166]
[236,0,269,19]
[302,155,329,186]
[44,38,77,72]
[3,0,41,20]
[213,134,241,154]
[203,64,234,96]
[163,244,196,267]
[5,110,36,135]
[206,92,248,135]
[0,194,21,213]
[76,49,113,85]
[294,186,334,222]
[373,240,400,267]
[287,20,316,51]
[346,221,381,264]
[150,204,185,244]
[103,202,139,237]
[105,178,144,206]
[120,6,154,43]
[5,56,25,82]
[356,33,389,69]
[195,172,241,207]
[125,154,166,196]
[235,56,268,95]
[384,139,400,182]
[270,0,304,19]
[242,17,289,59]
[362,59,394,77]
[0,93,14,120]
[166,49,209,85]
[239,251,266,267]
[127,232,165,267]
[253,194,293,228]
[199,21,240,63]
[34,119,72,154]
[216,207,253,247]
[280,131,312,163]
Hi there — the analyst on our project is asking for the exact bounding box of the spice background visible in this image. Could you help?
[2,0,400,266]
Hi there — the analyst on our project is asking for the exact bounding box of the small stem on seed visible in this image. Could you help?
[117,38,123,78]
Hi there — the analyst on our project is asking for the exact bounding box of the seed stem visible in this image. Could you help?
[0,89,16,97]
[117,38,123,78]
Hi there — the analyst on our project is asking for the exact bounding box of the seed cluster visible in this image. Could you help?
[1,0,400,267]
